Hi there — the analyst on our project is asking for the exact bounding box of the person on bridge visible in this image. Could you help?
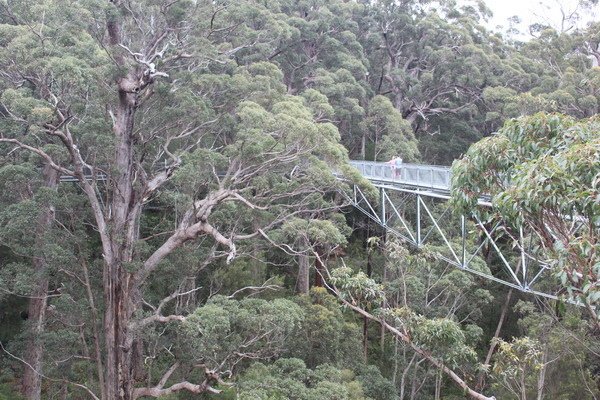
[387,156,402,178]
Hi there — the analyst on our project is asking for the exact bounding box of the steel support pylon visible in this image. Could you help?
[345,183,561,302]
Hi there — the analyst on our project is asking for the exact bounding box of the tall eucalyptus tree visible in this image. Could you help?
[0,0,355,398]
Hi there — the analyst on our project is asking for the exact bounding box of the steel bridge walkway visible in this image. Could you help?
[59,161,560,302]
[346,161,559,301]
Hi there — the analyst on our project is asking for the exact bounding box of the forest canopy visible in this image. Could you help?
[0,0,598,399]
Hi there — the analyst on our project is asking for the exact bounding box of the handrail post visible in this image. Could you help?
[380,187,386,226]
[430,167,434,189]
[416,194,421,246]
[461,215,466,268]
[520,226,528,290]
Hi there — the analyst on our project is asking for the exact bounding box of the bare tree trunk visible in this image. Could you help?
[374,133,378,162]
[296,238,310,295]
[380,254,387,353]
[477,259,521,392]
[314,248,325,288]
[362,315,369,361]
[363,245,374,360]
[434,369,442,400]
[21,273,49,400]
[102,52,142,400]
[520,369,527,400]
[410,365,419,400]
[399,352,417,400]
[81,257,106,400]
[477,287,514,390]
[21,164,58,400]
[393,338,400,386]
[176,276,198,313]
[103,264,135,399]
[536,343,549,400]
[360,132,366,160]
[102,155,139,400]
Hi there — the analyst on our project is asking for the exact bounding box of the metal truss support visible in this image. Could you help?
[461,215,466,268]
[380,187,386,226]
[520,226,528,290]
[346,184,561,302]
[382,190,415,244]
[416,194,421,246]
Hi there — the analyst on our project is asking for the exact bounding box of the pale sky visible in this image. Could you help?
[483,0,599,35]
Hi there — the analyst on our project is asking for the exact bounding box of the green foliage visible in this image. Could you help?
[491,336,543,394]
[331,256,484,375]
[452,113,600,314]
[387,307,480,369]
[360,96,419,162]
[231,358,371,400]
[272,217,349,247]
[330,267,385,308]
[354,365,396,400]
[177,296,304,370]
[0,384,25,400]
[287,288,363,369]
[493,300,600,400]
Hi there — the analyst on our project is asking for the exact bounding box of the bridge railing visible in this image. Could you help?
[349,160,451,191]
[60,161,454,192]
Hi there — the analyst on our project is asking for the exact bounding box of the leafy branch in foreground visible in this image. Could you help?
[452,113,600,328]
[326,262,496,400]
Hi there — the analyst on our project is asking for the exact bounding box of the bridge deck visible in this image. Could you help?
[349,160,451,192]
[349,161,492,206]
[60,161,488,204]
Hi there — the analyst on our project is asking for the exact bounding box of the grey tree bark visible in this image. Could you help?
[296,238,311,295]
[21,164,59,400]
